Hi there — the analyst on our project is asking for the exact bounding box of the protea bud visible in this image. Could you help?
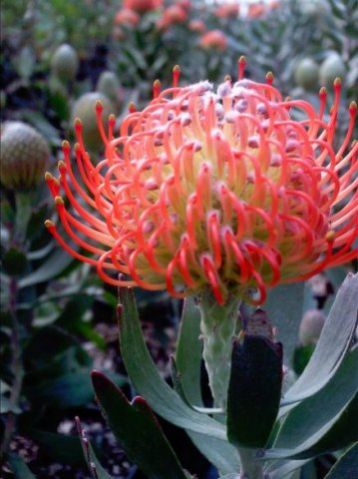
[96,71,122,110]
[1,121,50,191]
[51,44,79,82]
[319,53,346,88]
[71,92,114,152]
[294,58,319,90]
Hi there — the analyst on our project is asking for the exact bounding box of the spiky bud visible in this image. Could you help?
[1,122,50,191]
[51,44,79,82]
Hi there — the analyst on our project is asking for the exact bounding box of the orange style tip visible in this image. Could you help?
[153,79,161,87]
[108,113,116,122]
[266,71,274,83]
[95,100,103,112]
[319,86,327,97]
[74,142,80,151]
[44,219,55,229]
[62,139,71,150]
[224,74,232,82]
[128,101,136,112]
[239,55,247,65]
[173,65,181,72]
[44,171,53,181]
[74,117,82,127]
[333,77,342,87]
[326,231,335,242]
[349,101,357,113]
[54,196,64,206]
[58,160,66,171]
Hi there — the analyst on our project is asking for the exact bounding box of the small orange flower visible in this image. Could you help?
[199,30,228,52]
[162,4,188,26]
[188,19,206,33]
[175,0,191,10]
[114,8,140,27]
[214,3,240,19]
[46,60,357,305]
[123,0,162,13]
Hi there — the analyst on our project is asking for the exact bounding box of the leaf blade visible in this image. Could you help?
[282,273,358,405]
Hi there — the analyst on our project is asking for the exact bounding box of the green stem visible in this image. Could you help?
[0,279,24,463]
[238,448,264,479]
[14,191,34,244]
[197,289,240,409]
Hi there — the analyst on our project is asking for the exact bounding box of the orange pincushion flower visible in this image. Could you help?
[162,5,188,26]
[199,30,228,51]
[214,3,240,18]
[123,0,162,13]
[114,8,140,27]
[175,0,191,10]
[45,60,357,306]
[188,19,206,33]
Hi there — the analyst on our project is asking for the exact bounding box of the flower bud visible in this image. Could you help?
[51,44,79,82]
[299,309,326,346]
[1,122,50,191]
[96,71,122,110]
[294,58,319,90]
[319,53,346,88]
[71,92,114,151]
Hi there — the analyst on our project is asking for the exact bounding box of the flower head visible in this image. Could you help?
[46,59,357,305]
[199,30,228,52]
[157,4,187,30]
[188,19,206,33]
[114,8,140,27]
[123,0,162,13]
[214,3,240,19]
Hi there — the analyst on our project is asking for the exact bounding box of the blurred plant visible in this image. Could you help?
[0,123,124,474]
[50,43,79,83]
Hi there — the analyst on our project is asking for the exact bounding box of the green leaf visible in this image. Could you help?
[8,454,37,479]
[264,282,305,366]
[76,417,114,479]
[175,297,203,406]
[266,459,310,479]
[118,287,226,440]
[266,347,358,459]
[282,273,358,405]
[13,46,36,80]
[91,371,189,479]
[19,248,76,288]
[186,431,240,475]
[324,442,358,478]
[227,336,283,448]
[118,287,240,471]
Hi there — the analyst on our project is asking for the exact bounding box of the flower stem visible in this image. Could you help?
[197,289,240,409]
[14,191,34,243]
[0,279,24,463]
[238,448,264,479]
